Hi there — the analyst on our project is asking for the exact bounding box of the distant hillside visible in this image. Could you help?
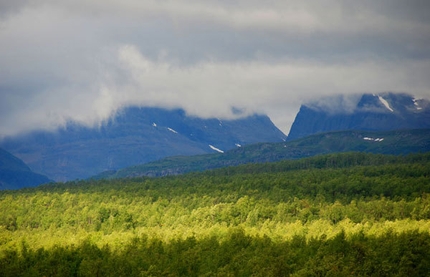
[288,93,430,140]
[92,128,430,179]
[0,148,51,190]
[0,107,286,181]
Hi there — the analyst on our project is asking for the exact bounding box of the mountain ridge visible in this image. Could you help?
[0,148,51,190]
[0,107,286,181]
[92,128,430,179]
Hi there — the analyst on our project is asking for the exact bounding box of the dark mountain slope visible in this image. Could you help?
[0,148,51,190]
[92,128,430,179]
[288,93,430,140]
[0,107,286,181]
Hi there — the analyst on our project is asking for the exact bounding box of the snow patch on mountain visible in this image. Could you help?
[413,98,422,110]
[209,145,224,153]
[363,137,384,142]
[167,127,178,134]
[378,96,394,112]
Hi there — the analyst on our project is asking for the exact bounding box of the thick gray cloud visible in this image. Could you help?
[1,0,430,137]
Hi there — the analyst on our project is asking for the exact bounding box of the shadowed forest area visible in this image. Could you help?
[1,152,430,276]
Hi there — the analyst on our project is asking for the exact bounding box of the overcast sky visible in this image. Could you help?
[1,0,430,137]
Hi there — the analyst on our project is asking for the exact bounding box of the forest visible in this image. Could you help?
[1,152,430,276]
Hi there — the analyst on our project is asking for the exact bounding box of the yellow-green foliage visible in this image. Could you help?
[1,152,430,276]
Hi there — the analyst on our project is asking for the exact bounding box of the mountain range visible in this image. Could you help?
[1,92,429,187]
[0,107,286,181]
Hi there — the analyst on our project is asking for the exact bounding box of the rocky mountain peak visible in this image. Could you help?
[287,93,430,140]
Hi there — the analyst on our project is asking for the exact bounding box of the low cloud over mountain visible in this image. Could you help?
[1,1,430,137]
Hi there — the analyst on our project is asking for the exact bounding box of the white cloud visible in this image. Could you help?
[51,45,430,133]
[0,0,429,137]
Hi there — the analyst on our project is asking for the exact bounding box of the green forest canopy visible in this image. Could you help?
[1,152,430,276]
